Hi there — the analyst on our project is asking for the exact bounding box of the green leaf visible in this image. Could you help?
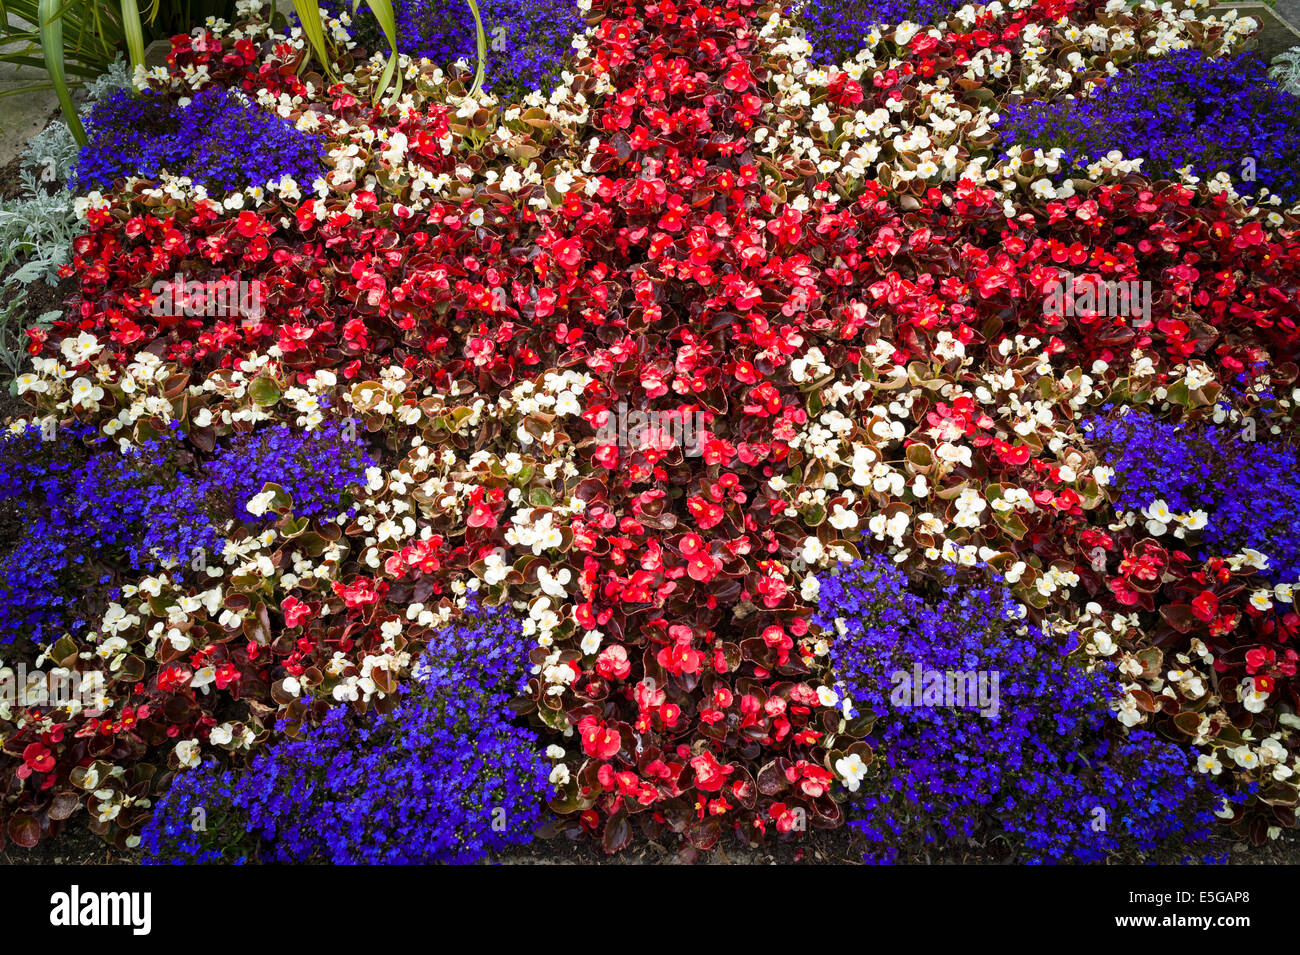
[291,0,337,79]
[37,0,86,146]
[248,375,282,406]
[994,510,1028,540]
[7,813,40,848]
[464,0,487,94]
[120,0,147,80]
[362,0,402,104]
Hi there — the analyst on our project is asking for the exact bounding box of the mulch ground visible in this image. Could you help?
[4,815,1299,865]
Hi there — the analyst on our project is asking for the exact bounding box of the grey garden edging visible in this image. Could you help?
[144,39,172,71]
[1212,2,1300,61]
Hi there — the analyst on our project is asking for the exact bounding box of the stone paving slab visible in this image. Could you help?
[0,13,64,170]
[1212,2,1300,61]
[0,83,60,168]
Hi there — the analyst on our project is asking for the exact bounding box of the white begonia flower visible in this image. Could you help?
[835,753,869,792]
[1141,499,1172,535]
[175,739,202,769]
[245,490,277,517]
[828,504,859,531]
[1230,746,1260,770]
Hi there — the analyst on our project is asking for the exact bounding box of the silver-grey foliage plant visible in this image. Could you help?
[1270,46,1300,96]
[0,59,131,382]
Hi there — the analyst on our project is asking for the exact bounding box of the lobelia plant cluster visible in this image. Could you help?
[812,556,1234,863]
[1084,408,1300,586]
[139,600,551,863]
[316,0,587,94]
[794,0,960,63]
[1072,406,1300,844]
[0,424,184,645]
[0,419,374,643]
[72,86,325,195]
[201,420,377,526]
[3,0,1300,860]
[995,48,1300,203]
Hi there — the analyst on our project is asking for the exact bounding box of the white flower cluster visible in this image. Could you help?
[754,3,1297,217]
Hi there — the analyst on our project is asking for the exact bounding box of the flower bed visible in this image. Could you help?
[1,0,1298,863]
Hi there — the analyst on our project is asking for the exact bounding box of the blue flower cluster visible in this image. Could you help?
[140,600,551,864]
[0,421,372,644]
[206,421,375,525]
[796,0,959,63]
[318,0,584,94]
[1085,408,1300,585]
[0,424,180,644]
[73,86,324,194]
[813,557,1230,863]
[995,49,1300,202]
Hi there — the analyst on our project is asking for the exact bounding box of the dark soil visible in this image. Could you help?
[18,273,75,319]
[494,825,1300,866]
[0,137,49,202]
[5,812,1297,866]
[0,153,25,202]
[0,814,139,866]
[0,265,76,423]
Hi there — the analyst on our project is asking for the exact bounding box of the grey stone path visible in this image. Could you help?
[1209,2,1300,61]
[0,18,61,170]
